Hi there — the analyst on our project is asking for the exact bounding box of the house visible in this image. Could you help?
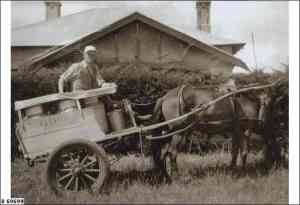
[11,1,248,77]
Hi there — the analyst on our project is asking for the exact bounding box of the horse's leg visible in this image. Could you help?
[241,129,251,170]
[196,133,204,155]
[169,134,182,173]
[188,135,194,153]
[188,132,202,154]
[230,139,239,168]
[230,125,241,169]
[160,141,170,160]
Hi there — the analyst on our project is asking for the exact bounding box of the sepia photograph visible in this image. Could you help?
[1,0,298,204]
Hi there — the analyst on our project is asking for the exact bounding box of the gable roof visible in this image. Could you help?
[22,12,249,72]
[12,6,245,51]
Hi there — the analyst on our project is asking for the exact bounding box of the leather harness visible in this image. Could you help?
[177,85,239,124]
[178,85,187,116]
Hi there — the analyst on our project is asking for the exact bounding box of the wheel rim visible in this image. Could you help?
[51,145,103,192]
[165,154,172,177]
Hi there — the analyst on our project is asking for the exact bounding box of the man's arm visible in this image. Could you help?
[95,66,105,87]
[58,64,78,93]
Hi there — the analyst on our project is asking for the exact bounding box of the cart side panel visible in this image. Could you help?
[83,103,109,133]
[18,108,107,160]
[22,123,105,160]
[21,111,82,139]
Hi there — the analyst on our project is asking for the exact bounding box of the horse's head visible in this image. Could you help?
[257,90,273,126]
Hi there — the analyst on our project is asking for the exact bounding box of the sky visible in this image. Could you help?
[11,1,289,72]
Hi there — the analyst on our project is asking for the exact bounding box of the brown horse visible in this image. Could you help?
[151,84,272,172]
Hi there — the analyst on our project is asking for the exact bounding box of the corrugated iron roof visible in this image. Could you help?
[12,6,245,48]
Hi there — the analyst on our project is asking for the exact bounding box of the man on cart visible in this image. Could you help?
[58,45,113,109]
[58,45,105,93]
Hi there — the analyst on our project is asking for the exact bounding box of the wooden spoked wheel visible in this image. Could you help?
[46,139,109,195]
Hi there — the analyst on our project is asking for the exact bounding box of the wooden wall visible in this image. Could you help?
[92,21,234,77]
[12,20,236,77]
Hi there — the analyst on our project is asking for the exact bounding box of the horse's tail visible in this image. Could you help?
[152,97,164,123]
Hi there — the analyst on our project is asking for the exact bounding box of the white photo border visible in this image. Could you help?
[1,0,12,199]
[1,1,299,203]
[288,1,299,204]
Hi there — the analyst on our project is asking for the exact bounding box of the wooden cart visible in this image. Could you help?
[15,83,175,195]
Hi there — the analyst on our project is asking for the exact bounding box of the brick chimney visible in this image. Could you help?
[45,1,62,20]
[196,0,211,33]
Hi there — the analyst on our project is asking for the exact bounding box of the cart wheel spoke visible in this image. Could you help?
[85,168,101,173]
[61,153,72,161]
[58,168,72,172]
[64,175,74,190]
[84,173,97,182]
[80,155,89,166]
[74,176,79,192]
[83,159,97,168]
[69,151,79,163]
[79,175,88,190]
[58,172,73,182]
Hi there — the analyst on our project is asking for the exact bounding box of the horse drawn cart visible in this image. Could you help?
[14,81,280,196]
[15,83,174,195]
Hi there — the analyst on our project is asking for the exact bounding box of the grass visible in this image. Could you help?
[11,151,288,204]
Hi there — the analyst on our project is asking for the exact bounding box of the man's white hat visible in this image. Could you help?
[84,45,97,53]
